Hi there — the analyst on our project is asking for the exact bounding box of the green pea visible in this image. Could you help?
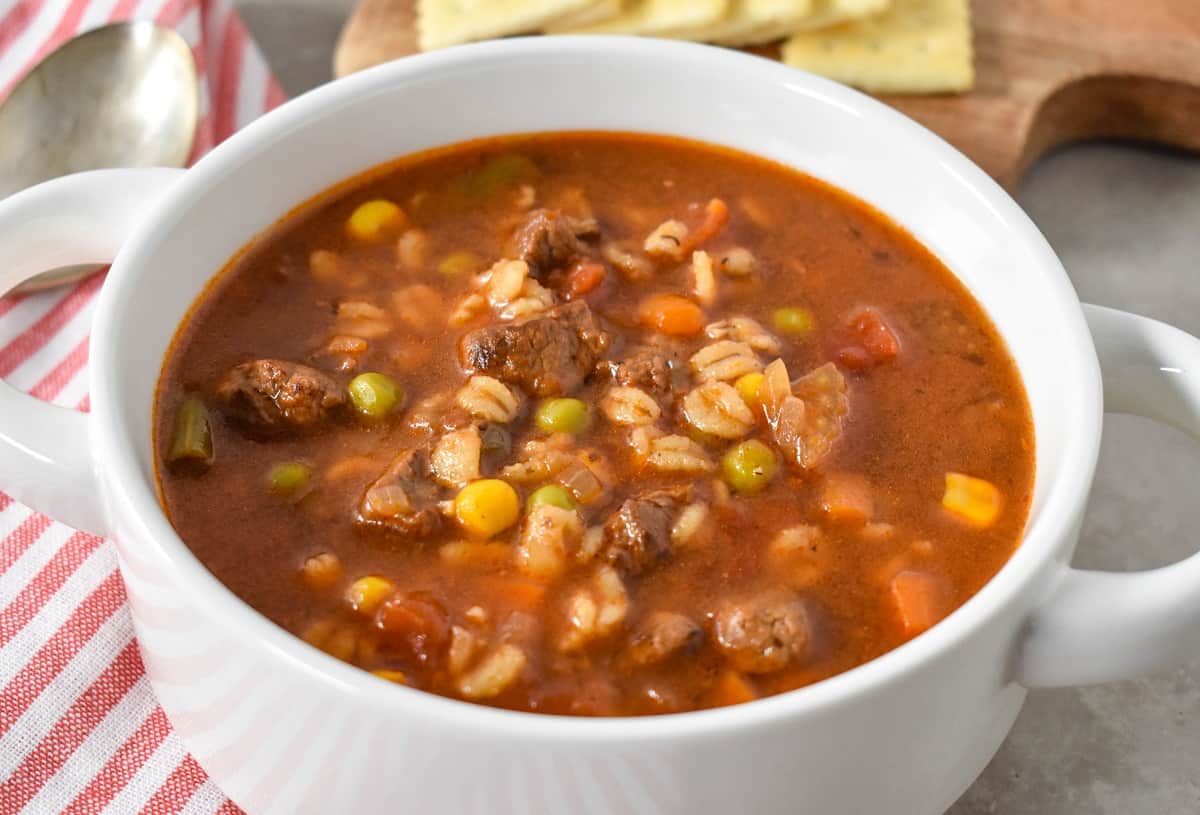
[534,398,591,434]
[527,484,576,512]
[721,440,778,495]
[348,372,403,419]
[466,154,539,198]
[438,250,481,277]
[269,461,312,496]
[772,306,815,336]
[167,394,213,467]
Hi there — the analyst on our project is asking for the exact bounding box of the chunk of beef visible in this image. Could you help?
[511,208,600,280]
[626,612,703,667]
[216,359,344,434]
[606,344,682,395]
[711,589,810,674]
[355,446,441,541]
[459,300,609,397]
[601,488,687,577]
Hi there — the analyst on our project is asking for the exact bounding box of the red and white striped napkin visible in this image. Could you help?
[0,1,286,811]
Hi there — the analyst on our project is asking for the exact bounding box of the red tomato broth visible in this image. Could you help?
[154,132,1035,715]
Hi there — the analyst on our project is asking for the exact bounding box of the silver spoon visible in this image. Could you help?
[0,21,198,293]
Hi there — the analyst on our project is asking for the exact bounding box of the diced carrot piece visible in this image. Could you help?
[681,198,730,252]
[709,670,758,707]
[819,473,874,525]
[890,570,946,638]
[942,472,1002,527]
[837,307,900,370]
[481,576,548,613]
[565,260,606,298]
[638,293,704,337]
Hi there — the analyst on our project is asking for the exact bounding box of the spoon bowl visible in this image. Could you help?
[0,21,197,292]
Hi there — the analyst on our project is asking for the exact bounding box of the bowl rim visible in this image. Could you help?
[90,35,1103,740]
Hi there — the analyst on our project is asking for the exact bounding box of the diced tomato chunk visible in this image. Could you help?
[836,306,900,370]
[375,591,450,668]
[889,570,946,638]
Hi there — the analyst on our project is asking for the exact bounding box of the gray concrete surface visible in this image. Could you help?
[235,3,1200,810]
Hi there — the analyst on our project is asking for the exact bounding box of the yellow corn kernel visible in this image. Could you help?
[302,619,358,661]
[454,479,520,538]
[734,371,764,408]
[371,669,408,684]
[299,552,342,591]
[942,472,1002,527]
[347,199,405,241]
[345,575,396,615]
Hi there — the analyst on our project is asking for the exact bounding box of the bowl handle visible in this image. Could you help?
[0,168,185,536]
[1017,303,1200,686]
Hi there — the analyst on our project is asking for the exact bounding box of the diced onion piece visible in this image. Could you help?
[942,472,1002,527]
[362,484,412,519]
[556,460,605,504]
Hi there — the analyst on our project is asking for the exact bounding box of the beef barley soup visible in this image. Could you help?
[154,133,1034,715]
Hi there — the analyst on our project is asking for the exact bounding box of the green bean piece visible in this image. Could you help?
[534,398,591,434]
[347,372,403,420]
[466,154,539,198]
[772,306,815,336]
[721,440,778,495]
[269,462,312,497]
[167,395,213,467]
[438,251,481,277]
[527,484,576,513]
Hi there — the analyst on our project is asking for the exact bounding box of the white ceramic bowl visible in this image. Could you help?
[3,37,1200,815]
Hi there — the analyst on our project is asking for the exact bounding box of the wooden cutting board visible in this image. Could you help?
[333,0,1200,189]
